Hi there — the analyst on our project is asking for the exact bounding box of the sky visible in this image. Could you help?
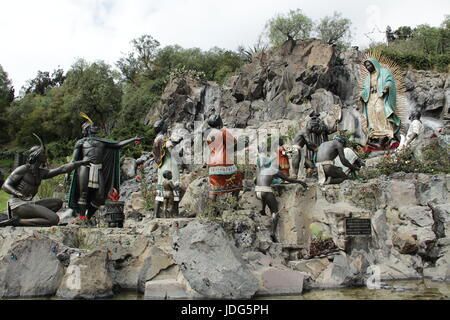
[0,0,448,92]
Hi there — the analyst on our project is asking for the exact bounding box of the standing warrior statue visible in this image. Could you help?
[1,134,87,227]
[67,113,142,220]
[152,119,183,218]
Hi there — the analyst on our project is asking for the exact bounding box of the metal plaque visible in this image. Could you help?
[345,218,372,236]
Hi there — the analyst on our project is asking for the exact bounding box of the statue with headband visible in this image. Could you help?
[0,134,88,227]
[67,112,142,222]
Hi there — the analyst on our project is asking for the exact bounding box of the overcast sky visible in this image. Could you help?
[0,0,448,91]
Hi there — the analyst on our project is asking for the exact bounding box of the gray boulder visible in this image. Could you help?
[173,221,258,299]
[57,250,113,299]
[0,236,66,298]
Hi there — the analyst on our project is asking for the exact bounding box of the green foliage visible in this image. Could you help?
[0,64,14,144]
[136,165,155,212]
[0,159,13,168]
[315,11,352,49]
[0,190,8,213]
[63,59,122,135]
[37,174,66,200]
[198,195,240,221]
[265,9,314,46]
[23,69,65,95]
[368,18,450,72]
[309,223,324,240]
[110,121,156,158]
[357,140,450,180]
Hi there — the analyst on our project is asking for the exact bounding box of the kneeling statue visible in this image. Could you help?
[0,135,87,227]
[316,136,359,185]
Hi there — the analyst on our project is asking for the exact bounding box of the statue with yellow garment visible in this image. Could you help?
[67,112,142,221]
[152,119,183,218]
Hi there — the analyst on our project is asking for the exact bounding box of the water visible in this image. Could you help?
[5,280,449,300]
[111,279,450,300]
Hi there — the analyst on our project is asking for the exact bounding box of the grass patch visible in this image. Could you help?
[0,159,13,169]
[0,190,9,213]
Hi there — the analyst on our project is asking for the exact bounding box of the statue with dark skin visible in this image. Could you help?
[291,112,335,177]
[2,147,88,227]
[256,155,307,241]
[291,131,318,175]
[70,123,142,220]
[316,138,358,185]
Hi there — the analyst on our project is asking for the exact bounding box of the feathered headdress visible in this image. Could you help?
[80,112,94,130]
[28,133,46,165]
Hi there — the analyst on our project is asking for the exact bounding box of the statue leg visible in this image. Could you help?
[154,201,162,218]
[263,192,279,242]
[12,203,60,226]
[259,197,267,215]
[35,198,63,212]
[87,172,105,220]
[170,201,179,218]
[77,166,90,217]
[231,190,240,210]
[292,151,301,179]
[324,165,348,185]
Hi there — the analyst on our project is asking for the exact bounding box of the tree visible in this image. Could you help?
[315,11,352,47]
[441,15,450,29]
[0,65,14,143]
[0,65,14,109]
[117,35,161,83]
[265,9,314,46]
[63,59,122,135]
[23,68,66,95]
[393,26,413,40]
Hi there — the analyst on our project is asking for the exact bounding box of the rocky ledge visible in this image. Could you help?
[0,173,449,299]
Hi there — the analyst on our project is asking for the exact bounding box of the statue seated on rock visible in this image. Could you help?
[316,136,360,185]
[0,134,87,227]
[255,153,307,242]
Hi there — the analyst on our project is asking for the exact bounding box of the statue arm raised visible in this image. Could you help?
[44,160,90,179]
[114,136,142,148]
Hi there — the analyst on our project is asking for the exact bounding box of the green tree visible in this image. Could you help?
[23,68,65,95]
[265,9,314,46]
[0,65,14,144]
[441,14,450,29]
[117,35,161,83]
[393,26,413,40]
[62,59,122,135]
[315,11,352,48]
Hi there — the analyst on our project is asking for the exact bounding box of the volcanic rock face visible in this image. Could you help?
[0,235,67,298]
[172,221,258,299]
[145,39,448,148]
